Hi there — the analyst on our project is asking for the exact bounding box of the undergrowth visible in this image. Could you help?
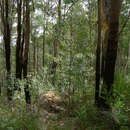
[0,71,129,130]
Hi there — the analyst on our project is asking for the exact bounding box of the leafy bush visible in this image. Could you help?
[112,72,130,127]
[0,103,40,130]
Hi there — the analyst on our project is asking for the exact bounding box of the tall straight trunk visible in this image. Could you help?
[101,44,104,77]
[33,36,36,72]
[51,38,57,86]
[36,41,39,72]
[20,0,26,72]
[23,0,31,104]
[3,0,12,100]
[28,46,31,72]
[88,0,92,42]
[58,0,61,34]
[101,0,122,109]
[51,0,61,86]
[42,7,46,67]
[16,0,22,79]
[43,29,45,67]
[95,0,101,105]
[4,0,11,76]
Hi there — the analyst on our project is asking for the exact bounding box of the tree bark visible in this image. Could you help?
[43,29,45,67]
[36,41,39,72]
[51,0,61,86]
[101,0,122,109]
[23,0,31,104]
[33,36,36,72]
[1,0,12,101]
[16,0,22,79]
[95,0,102,105]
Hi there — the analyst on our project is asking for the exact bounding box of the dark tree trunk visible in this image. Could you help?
[36,41,39,72]
[33,36,36,72]
[95,0,102,105]
[4,0,11,75]
[101,0,122,109]
[101,43,105,78]
[23,0,31,104]
[51,0,61,86]
[16,0,22,79]
[20,0,26,76]
[51,38,58,86]
[3,0,12,101]
[43,29,45,67]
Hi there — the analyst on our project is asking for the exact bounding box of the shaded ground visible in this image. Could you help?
[0,89,130,130]
[37,91,76,129]
[35,91,130,130]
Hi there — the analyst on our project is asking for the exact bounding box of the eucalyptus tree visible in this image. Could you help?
[100,0,123,109]
[51,0,62,86]
[0,0,15,100]
[16,0,23,80]
[95,0,101,105]
[23,0,31,104]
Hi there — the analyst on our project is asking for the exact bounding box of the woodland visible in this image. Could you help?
[0,0,130,129]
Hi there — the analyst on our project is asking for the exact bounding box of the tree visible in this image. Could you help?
[0,0,12,100]
[100,0,123,109]
[95,0,101,105]
[51,0,61,86]
[23,0,31,104]
[16,0,22,80]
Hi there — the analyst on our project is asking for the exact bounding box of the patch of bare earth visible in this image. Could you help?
[36,91,76,129]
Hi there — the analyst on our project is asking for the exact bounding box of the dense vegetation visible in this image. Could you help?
[0,0,130,129]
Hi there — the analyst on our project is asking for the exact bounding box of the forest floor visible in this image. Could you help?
[37,91,79,130]
[36,91,130,130]
[0,87,130,130]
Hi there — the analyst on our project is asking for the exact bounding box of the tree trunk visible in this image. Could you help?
[51,0,61,86]
[23,0,31,104]
[95,0,102,105]
[33,36,36,72]
[43,29,45,67]
[51,38,58,86]
[101,0,122,109]
[2,0,12,101]
[36,41,39,72]
[101,38,105,78]
[16,0,22,79]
